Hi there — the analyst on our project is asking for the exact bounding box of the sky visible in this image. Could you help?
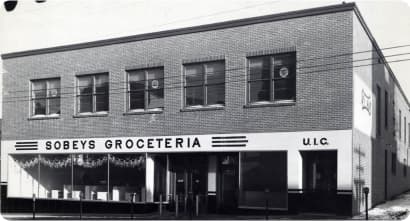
[0,0,409,118]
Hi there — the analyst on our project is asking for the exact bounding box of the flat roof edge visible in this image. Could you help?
[352,6,410,108]
[1,2,355,59]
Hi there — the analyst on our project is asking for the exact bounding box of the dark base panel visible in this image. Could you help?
[288,192,352,216]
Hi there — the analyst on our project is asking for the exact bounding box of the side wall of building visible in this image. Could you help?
[352,12,410,214]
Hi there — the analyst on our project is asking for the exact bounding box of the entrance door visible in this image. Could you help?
[218,153,238,212]
[170,154,207,214]
[301,151,337,212]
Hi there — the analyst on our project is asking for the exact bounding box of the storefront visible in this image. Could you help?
[3,129,352,213]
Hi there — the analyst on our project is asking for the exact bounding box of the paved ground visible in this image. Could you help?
[353,191,410,220]
[3,191,410,220]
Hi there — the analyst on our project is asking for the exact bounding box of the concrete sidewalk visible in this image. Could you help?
[353,191,410,220]
[1,211,349,220]
[5,191,410,220]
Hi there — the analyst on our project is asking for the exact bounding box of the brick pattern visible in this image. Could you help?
[2,11,354,140]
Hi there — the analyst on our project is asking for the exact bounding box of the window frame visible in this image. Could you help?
[376,85,381,137]
[392,152,397,175]
[246,52,296,105]
[76,73,109,115]
[183,60,225,108]
[30,78,61,117]
[384,90,388,130]
[126,67,164,112]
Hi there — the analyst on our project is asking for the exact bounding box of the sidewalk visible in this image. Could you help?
[4,191,410,220]
[352,191,410,220]
[0,211,349,220]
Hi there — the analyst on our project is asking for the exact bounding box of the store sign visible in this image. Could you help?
[302,137,328,146]
[3,130,351,154]
[361,89,372,115]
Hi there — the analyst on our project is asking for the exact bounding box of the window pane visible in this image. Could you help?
[273,53,296,100]
[248,57,271,81]
[95,74,109,94]
[206,62,225,85]
[249,81,270,102]
[207,84,225,105]
[186,86,204,106]
[33,99,46,115]
[79,95,93,113]
[72,154,108,200]
[95,75,109,112]
[48,97,60,115]
[239,152,287,209]
[38,154,72,199]
[129,71,145,110]
[95,94,109,112]
[148,89,164,109]
[153,155,167,202]
[147,69,164,109]
[32,81,47,99]
[130,92,145,110]
[78,76,93,95]
[8,155,39,198]
[109,154,146,202]
[47,79,60,98]
[185,64,204,87]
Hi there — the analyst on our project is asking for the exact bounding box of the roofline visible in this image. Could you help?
[1,2,355,59]
[352,5,410,108]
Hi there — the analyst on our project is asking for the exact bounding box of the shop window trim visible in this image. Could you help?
[30,78,61,118]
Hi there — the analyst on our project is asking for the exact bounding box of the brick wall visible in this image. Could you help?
[2,11,354,141]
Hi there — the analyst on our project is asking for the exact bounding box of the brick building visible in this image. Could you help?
[1,3,409,215]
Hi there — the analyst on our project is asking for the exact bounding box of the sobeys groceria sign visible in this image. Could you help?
[3,130,352,154]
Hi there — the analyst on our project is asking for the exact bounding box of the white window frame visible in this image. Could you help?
[183,61,225,108]
[246,52,296,104]
[126,68,164,112]
[76,74,109,114]
[30,78,61,117]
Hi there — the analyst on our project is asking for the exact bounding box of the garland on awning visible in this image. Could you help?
[14,157,39,169]
[14,154,146,169]
[109,155,145,169]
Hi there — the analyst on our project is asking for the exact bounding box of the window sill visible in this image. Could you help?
[28,115,60,120]
[181,105,224,112]
[123,109,163,115]
[244,100,295,108]
[73,112,109,118]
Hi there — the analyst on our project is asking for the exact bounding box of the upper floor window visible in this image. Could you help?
[31,78,61,116]
[127,68,164,111]
[399,110,402,139]
[384,91,388,129]
[392,152,397,175]
[247,53,296,104]
[376,85,381,137]
[77,74,109,114]
[184,61,225,107]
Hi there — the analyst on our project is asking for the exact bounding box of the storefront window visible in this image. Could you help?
[72,154,108,200]
[38,154,72,199]
[8,155,40,198]
[109,154,146,202]
[153,155,167,202]
[239,152,287,209]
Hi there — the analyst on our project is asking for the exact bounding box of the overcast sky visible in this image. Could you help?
[0,0,410,118]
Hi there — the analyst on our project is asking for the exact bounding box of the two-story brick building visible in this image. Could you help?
[1,2,409,215]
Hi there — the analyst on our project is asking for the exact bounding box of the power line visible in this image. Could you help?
[5,43,410,94]
[4,57,410,103]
